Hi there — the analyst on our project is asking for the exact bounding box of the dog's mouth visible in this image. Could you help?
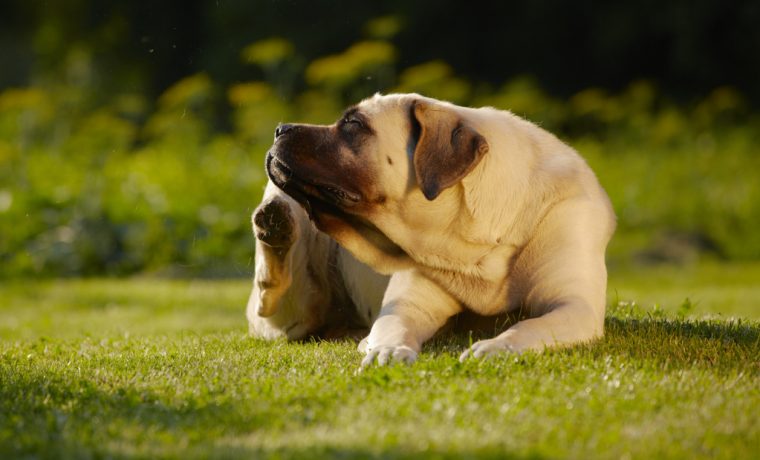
[266,151,410,265]
[266,152,361,216]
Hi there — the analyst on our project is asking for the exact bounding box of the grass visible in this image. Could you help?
[1,262,759,459]
[608,260,760,319]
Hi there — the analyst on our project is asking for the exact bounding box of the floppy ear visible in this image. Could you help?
[412,101,489,201]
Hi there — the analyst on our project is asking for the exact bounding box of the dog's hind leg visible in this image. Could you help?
[247,182,335,340]
[250,192,297,318]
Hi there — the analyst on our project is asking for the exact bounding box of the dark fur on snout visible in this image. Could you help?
[266,121,377,214]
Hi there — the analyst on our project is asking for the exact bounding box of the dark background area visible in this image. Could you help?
[1,0,759,277]
[2,0,759,106]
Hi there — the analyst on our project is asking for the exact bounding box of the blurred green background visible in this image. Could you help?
[1,0,759,278]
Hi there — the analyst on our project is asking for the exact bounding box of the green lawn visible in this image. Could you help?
[1,263,759,459]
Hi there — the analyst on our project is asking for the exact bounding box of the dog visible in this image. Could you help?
[247,93,616,367]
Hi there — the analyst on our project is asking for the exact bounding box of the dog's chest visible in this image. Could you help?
[422,266,510,315]
[399,233,520,315]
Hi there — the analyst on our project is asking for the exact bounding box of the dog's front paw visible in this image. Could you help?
[459,336,518,362]
[357,337,369,354]
[360,345,418,369]
[253,198,295,250]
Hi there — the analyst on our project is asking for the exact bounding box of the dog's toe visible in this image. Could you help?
[459,338,516,362]
[360,345,418,370]
[357,337,369,353]
[253,198,296,249]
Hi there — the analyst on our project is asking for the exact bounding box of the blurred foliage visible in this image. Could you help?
[396,61,471,105]
[241,38,294,68]
[305,41,396,102]
[1,21,759,277]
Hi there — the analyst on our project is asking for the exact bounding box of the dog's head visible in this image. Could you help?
[266,93,490,272]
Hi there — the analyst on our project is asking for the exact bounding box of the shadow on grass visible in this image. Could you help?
[0,367,540,459]
[600,315,759,372]
[0,368,270,458]
[195,445,542,460]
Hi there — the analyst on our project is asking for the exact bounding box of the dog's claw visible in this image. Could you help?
[360,349,380,370]
[359,345,418,370]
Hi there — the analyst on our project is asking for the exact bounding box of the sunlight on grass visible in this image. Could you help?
[608,261,760,319]
[1,265,758,459]
[0,279,250,340]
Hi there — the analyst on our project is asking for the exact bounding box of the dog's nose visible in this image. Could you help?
[275,123,294,139]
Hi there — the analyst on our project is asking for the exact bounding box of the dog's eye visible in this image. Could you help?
[452,125,463,141]
[342,115,363,128]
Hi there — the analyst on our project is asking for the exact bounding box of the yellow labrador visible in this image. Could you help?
[247,93,615,367]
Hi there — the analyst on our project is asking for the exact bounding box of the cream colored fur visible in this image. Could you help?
[247,94,615,367]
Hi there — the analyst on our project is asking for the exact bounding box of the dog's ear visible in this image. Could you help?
[412,101,489,201]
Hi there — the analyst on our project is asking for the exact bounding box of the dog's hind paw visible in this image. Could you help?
[253,197,296,249]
